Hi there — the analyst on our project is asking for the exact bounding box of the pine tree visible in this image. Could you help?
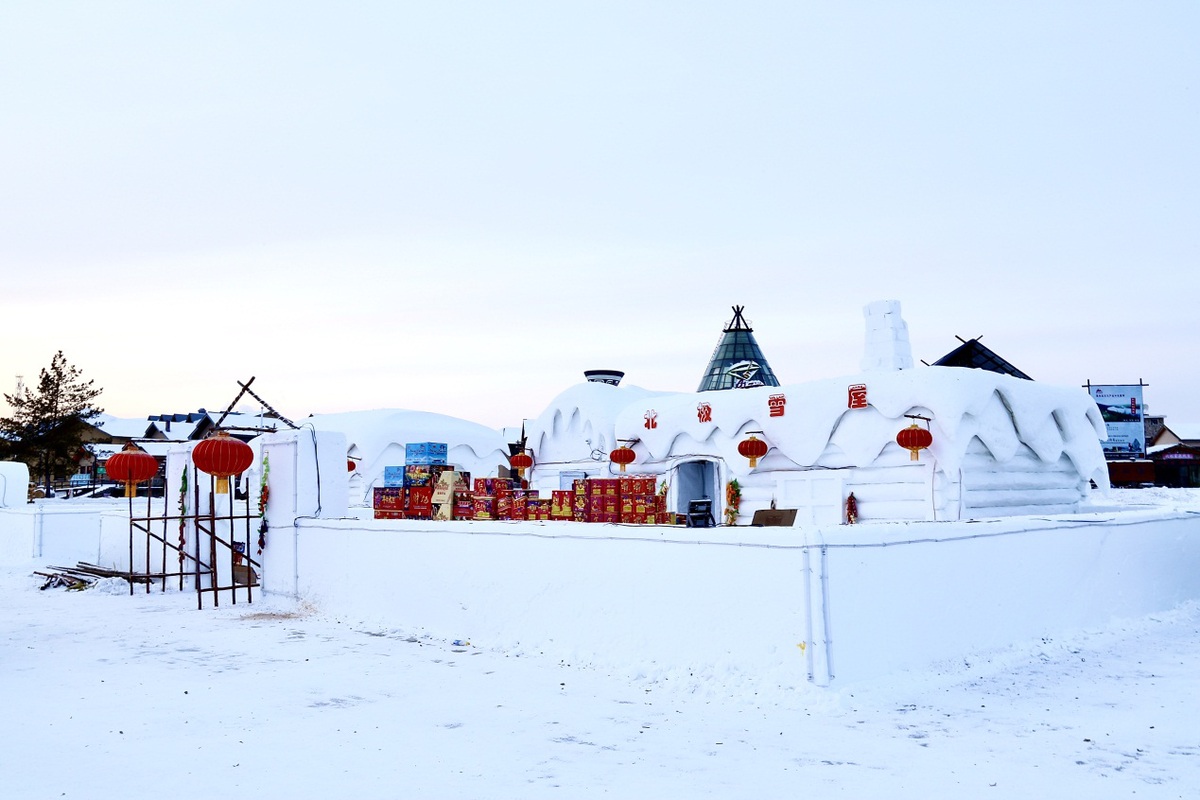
[1,351,104,494]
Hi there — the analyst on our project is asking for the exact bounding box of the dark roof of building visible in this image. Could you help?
[930,337,1032,381]
[697,306,781,392]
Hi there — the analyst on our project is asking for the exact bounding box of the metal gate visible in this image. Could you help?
[128,469,262,609]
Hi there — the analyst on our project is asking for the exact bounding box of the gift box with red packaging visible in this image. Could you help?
[550,491,573,519]
[373,486,405,510]
[587,478,620,497]
[496,494,514,520]
[588,496,620,515]
[407,486,434,519]
[472,496,495,520]
[453,492,475,519]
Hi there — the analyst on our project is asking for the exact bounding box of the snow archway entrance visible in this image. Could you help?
[672,459,720,519]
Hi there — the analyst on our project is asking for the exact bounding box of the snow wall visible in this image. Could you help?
[5,427,1200,686]
[271,511,1200,686]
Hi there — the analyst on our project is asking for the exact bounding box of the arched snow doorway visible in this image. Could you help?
[672,459,720,518]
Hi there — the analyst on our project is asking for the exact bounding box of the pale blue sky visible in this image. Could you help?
[2,2,1197,429]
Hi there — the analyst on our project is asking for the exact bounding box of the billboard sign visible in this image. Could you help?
[1088,384,1146,458]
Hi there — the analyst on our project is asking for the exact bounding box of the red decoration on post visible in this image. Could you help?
[347,459,356,472]
[192,431,254,494]
[106,443,159,498]
[896,423,933,461]
[737,434,769,468]
[610,445,636,472]
[509,451,533,477]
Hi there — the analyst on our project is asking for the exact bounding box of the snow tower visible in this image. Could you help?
[697,306,781,391]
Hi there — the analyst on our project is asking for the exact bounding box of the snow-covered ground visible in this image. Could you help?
[4,490,1200,799]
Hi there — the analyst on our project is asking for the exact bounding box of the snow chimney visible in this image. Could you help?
[860,300,914,372]
[584,369,624,386]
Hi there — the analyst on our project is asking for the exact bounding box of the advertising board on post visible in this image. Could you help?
[1087,383,1146,458]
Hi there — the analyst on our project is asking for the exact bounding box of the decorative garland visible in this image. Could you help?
[177,466,188,564]
[724,479,741,525]
[257,454,270,555]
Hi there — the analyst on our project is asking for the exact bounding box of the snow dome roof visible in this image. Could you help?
[304,407,511,482]
[529,366,1108,484]
[627,366,1105,478]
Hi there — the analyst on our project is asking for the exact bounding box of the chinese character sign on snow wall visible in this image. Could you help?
[847,384,868,410]
[1088,384,1146,458]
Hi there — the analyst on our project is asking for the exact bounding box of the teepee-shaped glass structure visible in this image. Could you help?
[697,306,781,391]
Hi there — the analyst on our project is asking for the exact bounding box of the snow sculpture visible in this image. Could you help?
[0,461,30,507]
[861,300,914,372]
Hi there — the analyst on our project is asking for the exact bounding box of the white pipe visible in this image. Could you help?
[33,503,44,559]
[820,544,835,682]
[802,542,815,683]
[292,522,300,598]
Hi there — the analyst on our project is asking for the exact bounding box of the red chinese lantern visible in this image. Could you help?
[509,451,533,477]
[106,443,159,498]
[610,445,636,473]
[896,423,933,461]
[737,434,769,468]
[192,431,255,494]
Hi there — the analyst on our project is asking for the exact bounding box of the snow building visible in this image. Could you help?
[523,301,1109,525]
[303,409,511,507]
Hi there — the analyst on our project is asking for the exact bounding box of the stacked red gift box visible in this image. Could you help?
[581,477,622,524]
[472,477,514,520]
[619,475,664,524]
[372,486,406,519]
[376,458,678,525]
[372,442,451,520]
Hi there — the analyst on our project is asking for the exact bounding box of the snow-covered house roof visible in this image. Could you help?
[530,367,1107,484]
[1165,424,1200,444]
[525,381,678,467]
[90,414,155,441]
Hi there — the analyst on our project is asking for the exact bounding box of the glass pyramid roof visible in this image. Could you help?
[697,306,781,392]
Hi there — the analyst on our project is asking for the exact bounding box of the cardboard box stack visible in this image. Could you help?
[584,477,622,524]
[432,469,471,521]
[620,474,661,524]
[472,477,514,520]
[372,448,679,525]
[372,442,450,520]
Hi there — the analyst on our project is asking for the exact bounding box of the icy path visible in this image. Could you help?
[2,568,1198,799]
